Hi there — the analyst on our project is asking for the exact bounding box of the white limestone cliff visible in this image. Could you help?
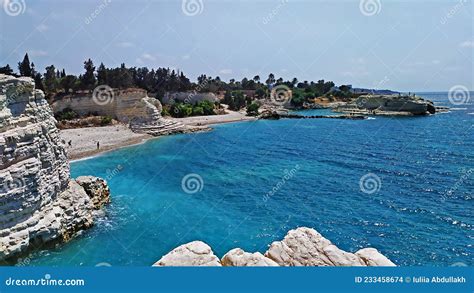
[51,88,186,136]
[0,74,109,262]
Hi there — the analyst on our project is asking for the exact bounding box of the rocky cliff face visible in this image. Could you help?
[334,94,436,116]
[0,74,109,262]
[153,227,395,267]
[51,88,185,136]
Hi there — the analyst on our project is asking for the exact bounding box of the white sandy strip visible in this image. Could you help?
[60,124,151,160]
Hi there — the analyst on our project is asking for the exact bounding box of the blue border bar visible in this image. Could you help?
[0,267,472,292]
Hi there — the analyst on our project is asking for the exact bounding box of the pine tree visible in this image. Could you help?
[44,65,58,93]
[18,53,33,77]
[81,59,96,90]
[97,63,107,85]
[34,73,45,91]
[0,64,14,75]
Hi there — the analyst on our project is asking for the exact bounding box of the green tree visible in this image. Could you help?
[18,53,33,77]
[265,73,275,87]
[0,64,14,75]
[81,58,96,90]
[61,75,77,93]
[44,65,58,93]
[34,73,45,91]
[97,62,107,85]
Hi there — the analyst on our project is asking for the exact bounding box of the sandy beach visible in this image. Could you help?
[60,124,152,161]
[60,110,256,160]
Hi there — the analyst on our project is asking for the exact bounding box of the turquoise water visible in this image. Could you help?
[28,93,473,266]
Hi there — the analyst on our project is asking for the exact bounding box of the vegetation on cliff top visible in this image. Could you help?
[1,53,352,110]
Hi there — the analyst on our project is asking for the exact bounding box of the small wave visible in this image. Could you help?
[468,112,474,115]
[450,108,467,111]
[367,117,376,120]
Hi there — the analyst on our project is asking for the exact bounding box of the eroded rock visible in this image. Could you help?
[154,227,396,267]
[355,248,396,266]
[264,227,366,266]
[221,248,278,266]
[76,176,111,209]
[153,241,221,266]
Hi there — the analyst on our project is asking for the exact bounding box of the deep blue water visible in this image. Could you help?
[28,93,473,266]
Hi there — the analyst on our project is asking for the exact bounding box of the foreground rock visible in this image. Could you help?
[221,248,278,266]
[265,227,395,266]
[0,74,110,262]
[153,241,221,266]
[355,248,396,266]
[334,94,437,116]
[153,227,395,267]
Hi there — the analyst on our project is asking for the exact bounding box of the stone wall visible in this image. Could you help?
[0,74,109,262]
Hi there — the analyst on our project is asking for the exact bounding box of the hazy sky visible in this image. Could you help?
[0,0,473,91]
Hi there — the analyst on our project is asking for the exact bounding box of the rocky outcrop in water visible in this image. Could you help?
[0,74,110,262]
[153,227,395,267]
[51,88,185,136]
[334,94,437,116]
[75,176,110,209]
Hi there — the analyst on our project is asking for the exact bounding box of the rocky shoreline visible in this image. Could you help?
[153,227,395,267]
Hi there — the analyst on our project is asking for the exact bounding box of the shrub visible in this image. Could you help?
[193,106,204,116]
[100,116,113,126]
[55,108,79,121]
[246,102,260,116]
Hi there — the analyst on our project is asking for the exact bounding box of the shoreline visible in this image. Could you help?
[62,111,257,161]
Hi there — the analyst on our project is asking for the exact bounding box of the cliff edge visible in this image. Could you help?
[0,74,109,262]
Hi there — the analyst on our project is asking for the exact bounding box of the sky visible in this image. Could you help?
[0,0,473,92]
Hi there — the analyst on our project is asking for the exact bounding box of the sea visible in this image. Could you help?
[27,92,473,266]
